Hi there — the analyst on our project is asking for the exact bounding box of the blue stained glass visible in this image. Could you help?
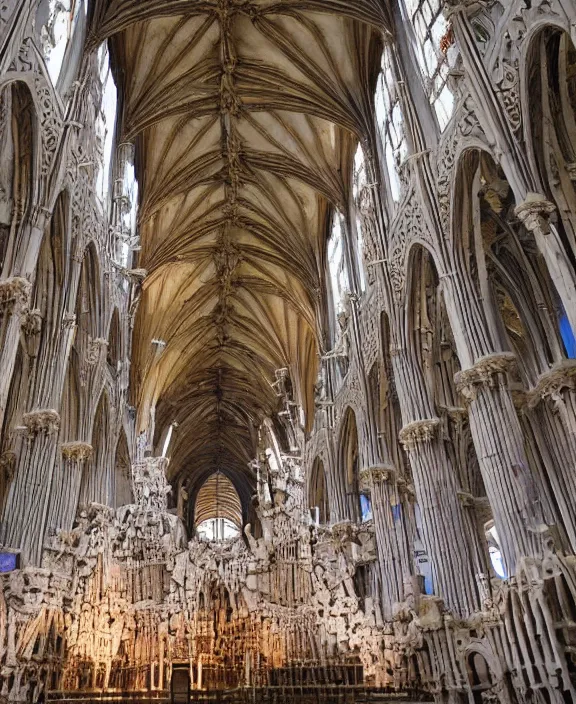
[0,552,18,573]
[360,494,372,522]
[560,313,576,358]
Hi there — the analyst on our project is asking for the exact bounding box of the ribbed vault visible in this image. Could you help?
[96,0,386,513]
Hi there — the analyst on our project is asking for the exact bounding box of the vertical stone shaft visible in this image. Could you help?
[392,342,479,616]
[370,469,413,619]
[444,263,544,573]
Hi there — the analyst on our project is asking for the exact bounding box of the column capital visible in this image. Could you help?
[399,418,440,448]
[22,409,60,435]
[0,277,32,314]
[359,464,396,488]
[454,352,516,401]
[514,193,556,237]
[61,441,93,462]
[526,359,576,408]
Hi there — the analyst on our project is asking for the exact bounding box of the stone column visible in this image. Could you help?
[455,355,542,574]
[362,465,413,619]
[390,330,479,616]
[515,194,576,337]
[0,409,60,565]
[524,361,576,551]
[0,277,31,435]
[47,441,94,534]
[398,417,480,616]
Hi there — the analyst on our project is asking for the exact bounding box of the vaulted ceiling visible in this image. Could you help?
[93,0,387,509]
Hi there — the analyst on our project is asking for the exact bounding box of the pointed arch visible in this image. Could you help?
[76,241,102,341]
[107,306,121,373]
[79,392,111,506]
[308,456,329,525]
[0,80,38,277]
[338,407,361,522]
[114,427,133,507]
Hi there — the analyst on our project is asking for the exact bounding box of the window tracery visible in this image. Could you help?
[95,43,118,205]
[353,145,367,293]
[38,0,86,88]
[404,0,455,130]
[327,213,349,321]
[374,46,407,202]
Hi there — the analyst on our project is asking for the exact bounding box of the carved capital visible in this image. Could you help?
[359,464,396,487]
[61,441,93,462]
[526,360,576,408]
[22,409,60,435]
[454,352,516,401]
[0,277,31,314]
[399,419,440,448]
[514,193,555,237]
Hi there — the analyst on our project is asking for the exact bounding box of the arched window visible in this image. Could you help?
[404,0,456,130]
[352,145,367,293]
[327,212,349,323]
[38,0,87,87]
[339,408,371,523]
[96,43,118,204]
[484,521,507,579]
[374,46,407,202]
[195,473,242,541]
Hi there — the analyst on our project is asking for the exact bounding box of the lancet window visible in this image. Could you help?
[327,213,349,323]
[404,0,455,130]
[374,46,407,202]
[352,145,367,293]
[96,43,118,204]
[39,0,86,87]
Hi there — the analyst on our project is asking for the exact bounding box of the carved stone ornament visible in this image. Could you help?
[0,277,31,313]
[526,359,576,408]
[398,418,440,448]
[514,193,556,237]
[454,352,516,401]
[22,409,61,435]
[61,441,94,462]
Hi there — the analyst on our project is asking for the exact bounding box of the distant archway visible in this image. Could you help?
[194,473,242,540]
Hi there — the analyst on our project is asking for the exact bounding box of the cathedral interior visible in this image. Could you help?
[1,0,576,702]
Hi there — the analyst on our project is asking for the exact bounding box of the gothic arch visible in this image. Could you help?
[0,80,39,277]
[79,391,111,507]
[452,148,566,383]
[76,241,103,342]
[309,456,329,525]
[339,406,361,522]
[106,307,121,374]
[524,24,576,217]
[113,426,133,508]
